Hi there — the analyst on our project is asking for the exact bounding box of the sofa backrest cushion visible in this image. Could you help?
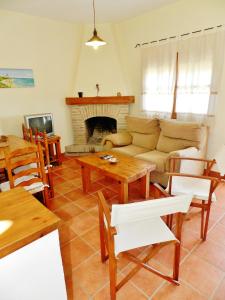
[160,119,202,142]
[126,116,159,134]
[131,132,160,150]
[157,134,199,153]
[156,119,201,153]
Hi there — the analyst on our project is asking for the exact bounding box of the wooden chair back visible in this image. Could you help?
[22,124,34,143]
[4,143,49,206]
[34,130,50,166]
[34,129,54,198]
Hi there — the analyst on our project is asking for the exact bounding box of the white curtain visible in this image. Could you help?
[141,29,225,122]
[141,40,177,113]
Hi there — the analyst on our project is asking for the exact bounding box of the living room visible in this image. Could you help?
[0,0,225,299]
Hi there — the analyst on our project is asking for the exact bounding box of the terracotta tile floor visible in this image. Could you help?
[49,155,225,299]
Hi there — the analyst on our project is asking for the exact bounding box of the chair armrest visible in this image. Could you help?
[166,172,220,183]
[102,132,132,147]
[166,147,208,174]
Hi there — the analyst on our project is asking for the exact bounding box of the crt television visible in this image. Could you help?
[24,113,54,136]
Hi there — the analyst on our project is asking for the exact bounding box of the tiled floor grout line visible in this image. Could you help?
[148,281,166,299]
[60,233,79,248]
[79,234,99,252]
[90,268,130,299]
[69,250,99,274]
[209,272,225,300]
[129,280,150,299]
[179,279,209,298]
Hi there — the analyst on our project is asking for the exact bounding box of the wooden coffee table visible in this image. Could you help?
[76,151,156,204]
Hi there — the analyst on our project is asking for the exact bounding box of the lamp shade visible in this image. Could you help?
[85,28,106,47]
[215,144,225,175]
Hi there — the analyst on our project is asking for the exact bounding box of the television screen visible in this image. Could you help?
[24,113,54,136]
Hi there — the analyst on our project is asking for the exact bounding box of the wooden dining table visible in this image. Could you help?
[0,135,37,168]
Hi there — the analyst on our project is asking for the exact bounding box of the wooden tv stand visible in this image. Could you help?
[46,135,62,165]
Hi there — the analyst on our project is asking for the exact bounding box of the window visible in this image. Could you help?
[142,30,225,116]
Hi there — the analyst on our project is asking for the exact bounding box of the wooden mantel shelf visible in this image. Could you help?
[65,96,135,105]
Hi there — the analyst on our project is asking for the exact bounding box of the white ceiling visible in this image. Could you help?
[0,0,178,23]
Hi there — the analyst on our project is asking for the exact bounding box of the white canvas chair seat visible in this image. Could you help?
[168,176,216,201]
[114,217,176,256]
[0,175,46,194]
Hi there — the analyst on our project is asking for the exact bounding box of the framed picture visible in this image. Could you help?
[0,68,34,88]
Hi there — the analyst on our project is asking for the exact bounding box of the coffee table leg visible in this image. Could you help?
[120,182,128,204]
[140,172,150,199]
[81,166,91,193]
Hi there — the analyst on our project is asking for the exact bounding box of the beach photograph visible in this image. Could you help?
[0,68,34,88]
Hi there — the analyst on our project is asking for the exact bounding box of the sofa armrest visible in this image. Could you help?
[103,140,114,150]
[166,147,204,174]
[102,132,132,148]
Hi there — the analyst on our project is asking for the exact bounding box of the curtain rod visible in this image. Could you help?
[134,24,223,48]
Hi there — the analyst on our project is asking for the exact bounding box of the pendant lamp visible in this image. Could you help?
[85,0,106,48]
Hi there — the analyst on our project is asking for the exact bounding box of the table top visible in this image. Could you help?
[76,151,156,182]
[0,188,60,259]
[0,135,37,168]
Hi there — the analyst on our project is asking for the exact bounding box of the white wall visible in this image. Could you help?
[74,23,127,97]
[0,9,83,149]
[114,0,225,157]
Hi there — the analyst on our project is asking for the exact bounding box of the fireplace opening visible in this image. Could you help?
[85,116,117,144]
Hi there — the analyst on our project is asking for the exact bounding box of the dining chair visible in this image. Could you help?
[0,168,7,183]
[22,123,34,143]
[155,157,220,241]
[34,130,54,198]
[97,191,193,300]
[0,143,50,207]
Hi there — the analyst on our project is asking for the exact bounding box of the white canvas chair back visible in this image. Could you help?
[169,176,216,201]
[111,194,193,227]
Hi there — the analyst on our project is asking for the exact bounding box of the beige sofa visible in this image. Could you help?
[102,116,208,186]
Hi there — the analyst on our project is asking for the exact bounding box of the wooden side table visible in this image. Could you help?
[47,135,62,165]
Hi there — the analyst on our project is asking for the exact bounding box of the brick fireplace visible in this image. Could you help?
[65,96,134,153]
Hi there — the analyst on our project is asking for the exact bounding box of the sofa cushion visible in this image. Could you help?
[156,119,202,153]
[127,116,159,134]
[159,119,202,142]
[156,134,199,153]
[131,132,159,150]
[136,150,169,173]
[112,145,149,157]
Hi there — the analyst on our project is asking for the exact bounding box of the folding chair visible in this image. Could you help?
[0,143,50,207]
[155,157,220,241]
[97,191,193,300]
